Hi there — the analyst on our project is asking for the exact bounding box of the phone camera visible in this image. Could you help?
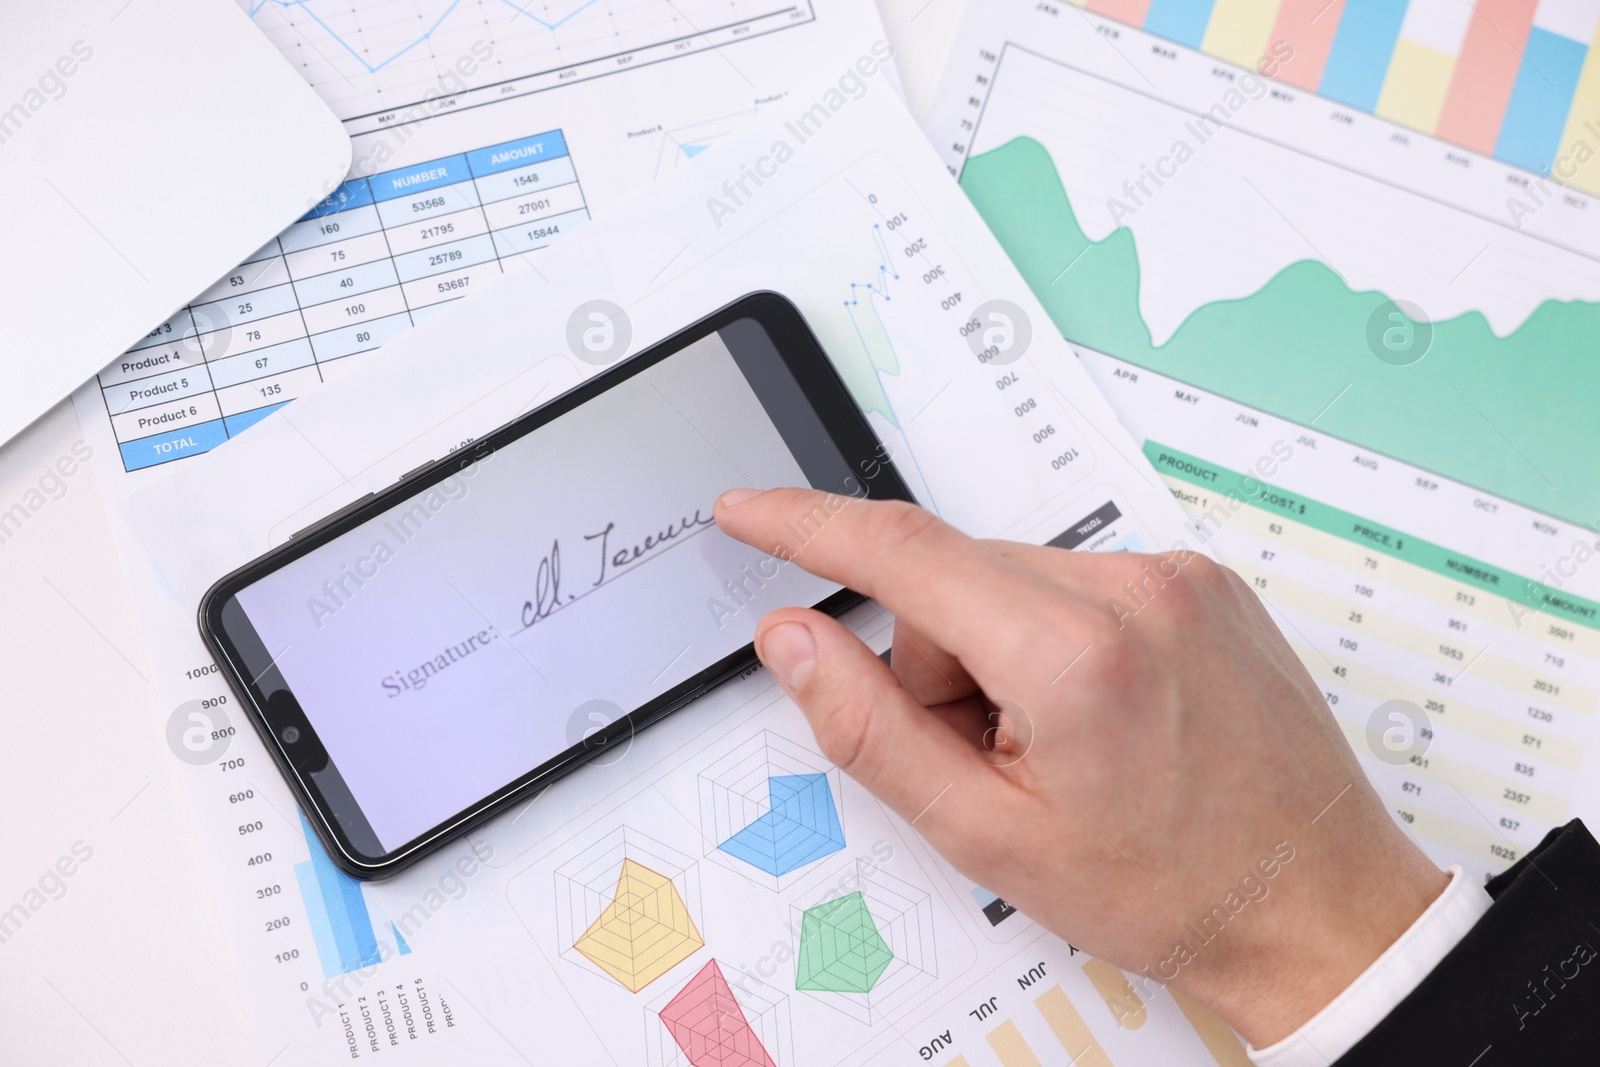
[282,727,301,744]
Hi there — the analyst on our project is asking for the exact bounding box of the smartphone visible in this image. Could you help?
[198,292,913,879]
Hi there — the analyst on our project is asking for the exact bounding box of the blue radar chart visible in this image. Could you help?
[717,773,845,877]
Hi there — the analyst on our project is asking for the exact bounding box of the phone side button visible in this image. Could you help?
[291,493,376,542]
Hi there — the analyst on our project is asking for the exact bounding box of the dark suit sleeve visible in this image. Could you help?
[1337,818,1600,1065]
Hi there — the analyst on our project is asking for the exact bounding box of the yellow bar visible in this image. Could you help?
[944,1059,971,1067]
[986,1020,1043,1067]
[1557,22,1600,195]
[1375,40,1457,135]
[1082,958,1147,1030]
[1034,985,1115,1067]
[1200,0,1283,69]
[1171,990,1253,1066]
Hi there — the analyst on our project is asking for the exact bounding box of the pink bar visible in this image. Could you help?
[1265,0,1346,89]
[1436,0,1537,152]
[1086,0,1155,28]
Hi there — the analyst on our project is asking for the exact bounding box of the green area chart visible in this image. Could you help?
[960,137,1599,528]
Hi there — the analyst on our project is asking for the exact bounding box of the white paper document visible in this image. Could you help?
[104,62,1249,1066]
[71,0,893,501]
[3,0,349,446]
[924,0,1600,884]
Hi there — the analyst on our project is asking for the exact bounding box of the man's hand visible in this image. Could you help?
[714,487,1447,1047]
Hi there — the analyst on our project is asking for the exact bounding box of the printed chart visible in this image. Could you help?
[489,699,1247,1065]
[700,731,848,891]
[649,109,766,178]
[789,865,938,1025]
[556,828,707,992]
[93,130,588,473]
[102,80,1217,1064]
[1084,358,1600,882]
[1069,0,1600,190]
[928,1,1600,879]
[295,814,414,979]
[943,34,1600,523]
[243,0,818,123]
[645,959,791,1067]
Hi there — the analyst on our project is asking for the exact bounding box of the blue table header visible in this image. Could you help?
[296,130,571,217]
[371,154,472,202]
[466,131,569,176]
[302,178,374,220]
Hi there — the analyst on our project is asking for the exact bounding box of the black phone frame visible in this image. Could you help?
[198,291,914,879]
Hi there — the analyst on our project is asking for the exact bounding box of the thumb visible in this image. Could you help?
[754,607,986,831]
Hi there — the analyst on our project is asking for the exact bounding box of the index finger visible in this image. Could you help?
[713,487,1085,662]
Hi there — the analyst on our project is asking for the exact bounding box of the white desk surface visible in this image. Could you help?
[0,4,967,1063]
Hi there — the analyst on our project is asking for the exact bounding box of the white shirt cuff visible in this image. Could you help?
[1248,866,1493,1066]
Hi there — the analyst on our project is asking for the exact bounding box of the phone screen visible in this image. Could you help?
[219,319,851,856]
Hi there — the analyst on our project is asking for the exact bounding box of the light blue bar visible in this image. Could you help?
[119,418,229,471]
[301,814,382,972]
[465,130,568,175]
[490,208,590,257]
[391,921,412,956]
[207,339,316,389]
[370,153,472,202]
[295,861,345,980]
[292,257,402,306]
[1496,28,1588,173]
[1319,0,1410,112]
[1143,0,1216,51]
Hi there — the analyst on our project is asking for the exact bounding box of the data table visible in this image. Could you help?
[96,130,589,472]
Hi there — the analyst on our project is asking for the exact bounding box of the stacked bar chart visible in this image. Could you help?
[1080,0,1600,191]
[294,814,412,979]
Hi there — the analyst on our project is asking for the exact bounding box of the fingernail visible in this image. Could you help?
[718,488,763,508]
[758,622,816,690]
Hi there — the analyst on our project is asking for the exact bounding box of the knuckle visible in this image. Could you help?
[808,694,881,780]
[1155,553,1224,619]
[1083,627,1144,686]
[1180,551,1226,586]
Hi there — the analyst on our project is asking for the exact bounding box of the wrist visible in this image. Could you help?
[1168,831,1449,1047]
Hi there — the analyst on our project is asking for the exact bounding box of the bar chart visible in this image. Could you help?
[1079,0,1600,192]
[295,813,413,978]
[935,979,1251,1066]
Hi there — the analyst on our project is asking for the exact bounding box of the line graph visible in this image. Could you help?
[247,0,467,75]
[246,0,607,74]
[242,0,817,127]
